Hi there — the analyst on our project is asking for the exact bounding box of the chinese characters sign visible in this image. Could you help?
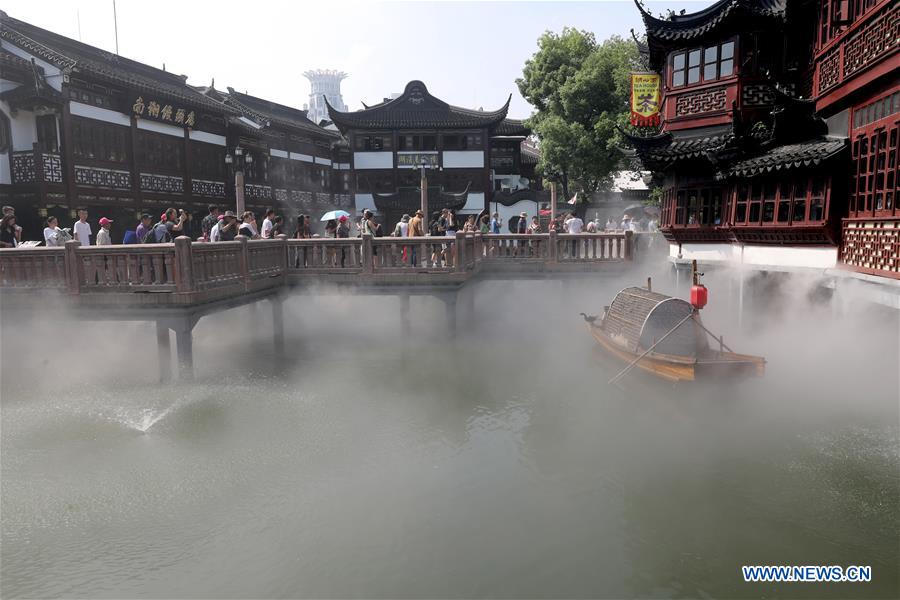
[132,97,196,127]
[630,73,661,127]
[397,153,439,168]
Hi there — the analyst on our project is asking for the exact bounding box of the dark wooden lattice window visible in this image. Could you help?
[793,178,808,222]
[809,176,827,221]
[735,184,748,223]
[849,88,900,217]
[762,181,777,222]
[777,179,793,222]
[36,115,58,153]
[672,53,686,87]
[671,40,735,88]
[749,181,763,223]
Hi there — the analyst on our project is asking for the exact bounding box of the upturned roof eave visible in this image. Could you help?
[325,81,510,132]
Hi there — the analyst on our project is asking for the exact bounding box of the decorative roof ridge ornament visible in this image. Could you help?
[615,124,672,148]
[770,84,827,143]
[705,100,769,178]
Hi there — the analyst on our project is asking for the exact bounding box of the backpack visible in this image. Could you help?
[143,222,169,244]
[374,223,384,237]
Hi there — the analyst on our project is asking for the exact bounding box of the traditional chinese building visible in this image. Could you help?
[197,86,351,216]
[626,0,898,280]
[0,10,345,240]
[325,80,539,229]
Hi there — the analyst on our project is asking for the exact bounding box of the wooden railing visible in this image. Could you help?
[1,232,633,304]
[0,247,68,288]
[75,244,178,291]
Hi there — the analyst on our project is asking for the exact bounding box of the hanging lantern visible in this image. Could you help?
[689,259,707,309]
[691,283,708,310]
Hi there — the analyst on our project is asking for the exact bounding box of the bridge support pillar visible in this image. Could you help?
[456,285,475,333]
[399,293,410,333]
[272,296,285,356]
[156,321,172,383]
[172,317,194,381]
[443,293,457,336]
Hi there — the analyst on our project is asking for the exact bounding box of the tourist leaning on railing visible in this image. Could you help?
[43,216,70,247]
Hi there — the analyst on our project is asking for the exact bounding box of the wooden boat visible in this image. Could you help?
[584,283,765,384]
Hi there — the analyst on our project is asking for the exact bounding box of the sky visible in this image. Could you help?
[3,0,709,119]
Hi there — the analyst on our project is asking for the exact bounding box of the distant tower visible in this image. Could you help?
[304,70,347,124]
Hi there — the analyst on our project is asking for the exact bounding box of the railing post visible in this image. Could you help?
[276,234,288,275]
[64,240,82,294]
[624,230,634,261]
[455,231,465,272]
[362,234,373,274]
[174,236,195,294]
[549,230,558,264]
[236,235,250,290]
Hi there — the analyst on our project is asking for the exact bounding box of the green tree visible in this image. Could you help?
[517,29,641,198]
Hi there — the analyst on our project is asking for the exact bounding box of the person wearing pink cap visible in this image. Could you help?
[96,217,114,245]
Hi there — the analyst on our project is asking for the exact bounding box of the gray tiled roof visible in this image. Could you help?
[0,12,237,114]
[225,89,339,138]
[728,138,847,176]
[637,0,786,42]
[327,81,510,132]
[493,118,530,137]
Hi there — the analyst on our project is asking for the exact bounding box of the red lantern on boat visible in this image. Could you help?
[690,284,708,310]
[689,259,707,310]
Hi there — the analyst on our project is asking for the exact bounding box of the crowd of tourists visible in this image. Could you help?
[0,203,658,250]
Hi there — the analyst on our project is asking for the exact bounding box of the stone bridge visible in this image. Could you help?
[1,231,641,379]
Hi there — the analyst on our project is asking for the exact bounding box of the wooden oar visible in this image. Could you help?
[607,312,695,385]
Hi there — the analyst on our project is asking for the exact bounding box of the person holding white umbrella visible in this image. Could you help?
[320,209,350,222]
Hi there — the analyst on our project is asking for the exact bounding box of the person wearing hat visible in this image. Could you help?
[135,214,152,244]
[393,214,410,238]
[336,215,350,238]
[96,217,114,245]
[408,210,424,237]
[218,211,239,242]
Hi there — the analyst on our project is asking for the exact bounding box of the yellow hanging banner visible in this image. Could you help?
[630,73,661,126]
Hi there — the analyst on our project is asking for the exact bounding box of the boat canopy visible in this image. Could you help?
[603,287,708,357]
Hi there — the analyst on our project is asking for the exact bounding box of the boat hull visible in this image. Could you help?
[589,325,765,384]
